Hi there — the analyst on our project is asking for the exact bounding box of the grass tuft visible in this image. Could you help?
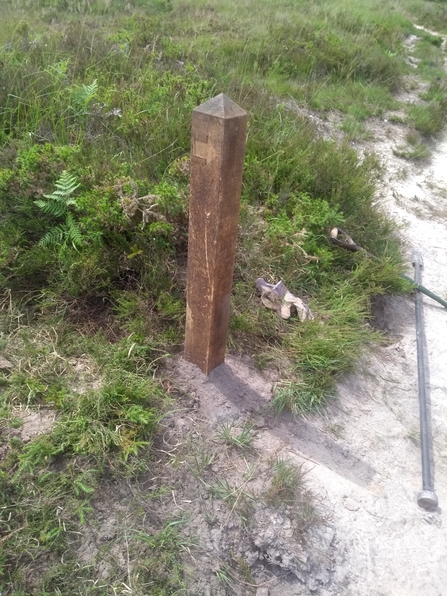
[218,420,256,450]
[265,458,303,506]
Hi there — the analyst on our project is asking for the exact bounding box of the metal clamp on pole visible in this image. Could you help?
[412,250,438,510]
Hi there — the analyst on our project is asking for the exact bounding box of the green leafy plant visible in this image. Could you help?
[70,79,99,116]
[393,141,430,160]
[34,171,83,249]
[16,375,161,472]
[408,102,446,135]
[208,473,256,525]
[209,479,238,508]
[132,519,195,552]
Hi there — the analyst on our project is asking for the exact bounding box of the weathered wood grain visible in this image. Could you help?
[184,94,247,375]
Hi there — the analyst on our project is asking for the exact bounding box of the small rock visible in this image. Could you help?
[423,514,441,527]
[245,550,259,566]
[315,567,331,584]
[256,589,269,596]
[343,497,360,511]
[0,356,13,369]
[296,550,308,564]
[318,527,335,549]
[307,577,319,592]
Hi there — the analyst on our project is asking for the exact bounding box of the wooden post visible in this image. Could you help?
[184,93,248,375]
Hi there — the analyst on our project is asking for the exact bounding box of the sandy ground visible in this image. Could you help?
[329,128,447,596]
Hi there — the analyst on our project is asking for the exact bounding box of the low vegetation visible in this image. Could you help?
[1,0,446,593]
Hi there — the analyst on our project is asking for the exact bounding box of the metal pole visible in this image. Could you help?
[412,250,438,510]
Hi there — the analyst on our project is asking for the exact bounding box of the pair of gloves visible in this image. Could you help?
[256,278,313,321]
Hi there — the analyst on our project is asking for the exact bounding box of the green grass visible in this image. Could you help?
[218,420,256,450]
[265,458,303,506]
[1,0,446,592]
[0,318,171,594]
[340,117,374,141]
[264,458,317,531]
[394,130,431,159]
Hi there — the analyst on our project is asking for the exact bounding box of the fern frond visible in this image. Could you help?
[37,171,80,217]
[36,171,82,248]
[66,213,83,249]
[70,79,98,113]
[54,174,80,194]
[49,190,76,198]
[43,171,80,201]
[39,226,65,248]
[35,198,67,217]
[83,79,98,102]
[34,199,49,210]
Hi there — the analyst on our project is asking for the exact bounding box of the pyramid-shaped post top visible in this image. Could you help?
[193,93,247,120]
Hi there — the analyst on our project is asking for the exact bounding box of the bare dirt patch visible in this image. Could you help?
[164,356,343,595]
[68,358,342,595]
[0,408,56,461]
